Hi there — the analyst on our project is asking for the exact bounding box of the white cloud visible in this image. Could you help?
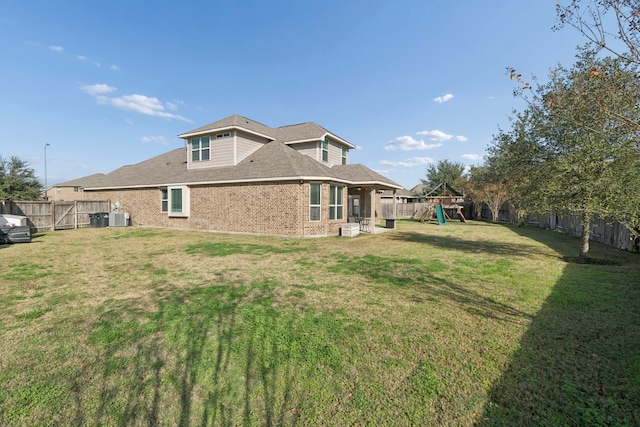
[374,169,390,176]
[77,55,86,61]
[49,45,63,52]
[110,64,120,71]
[141,136,170,145]
[81,83,117,96]
[81,83,192,122]
[417,129,453,142]
[434,93,454,103]
[380,160,414,168]
[385,135,443,151]
[416,130,468,143]
[380,156,434,168]
[461,153,483,161]
[411,156,435,165]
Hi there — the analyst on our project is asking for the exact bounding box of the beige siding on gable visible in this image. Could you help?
[210,137,234,167]
[327,139,343,166]
[292,141,319,161]
[236,132,269,163]
[291,140,348,166]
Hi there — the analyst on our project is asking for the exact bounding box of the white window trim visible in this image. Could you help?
[168,185,190,217]
[191,136,211,162]
[309,183,321,222]
[160,188,168,212]
[321,140,329,162]
[329,185,344,220]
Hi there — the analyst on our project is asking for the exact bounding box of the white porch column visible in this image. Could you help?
[369,187,376,234]
[392,189,397,223]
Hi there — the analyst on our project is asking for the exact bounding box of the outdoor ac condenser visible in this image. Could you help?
[109,212,130,227]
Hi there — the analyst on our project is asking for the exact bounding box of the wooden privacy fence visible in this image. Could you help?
[479,203,639,253]
[380,202,431,219]
[0,200,110,231]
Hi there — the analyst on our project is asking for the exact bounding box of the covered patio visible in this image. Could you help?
[346,185,400,234]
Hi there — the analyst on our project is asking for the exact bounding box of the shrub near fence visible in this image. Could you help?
[0,200,110,231]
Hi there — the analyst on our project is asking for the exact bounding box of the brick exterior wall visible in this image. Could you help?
[85,181,349,237]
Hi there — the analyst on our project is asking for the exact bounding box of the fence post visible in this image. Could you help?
[50,200,55,231]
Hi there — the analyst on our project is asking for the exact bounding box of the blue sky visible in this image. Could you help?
[0,1,587,190]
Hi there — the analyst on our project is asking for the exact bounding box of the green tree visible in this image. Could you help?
[485,114,550,225]
[421,160,466,194]
[466,165,510,223]
[499,50,640,260]
[0,155,43,200]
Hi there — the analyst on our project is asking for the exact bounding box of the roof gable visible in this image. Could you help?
[178,114,274,140]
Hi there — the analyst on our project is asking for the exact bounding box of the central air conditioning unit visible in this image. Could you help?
[109,212,130,227]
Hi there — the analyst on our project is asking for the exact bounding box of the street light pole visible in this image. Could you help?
[44,143,50,201]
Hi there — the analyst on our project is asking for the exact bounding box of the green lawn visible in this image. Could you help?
[0,220,638,426]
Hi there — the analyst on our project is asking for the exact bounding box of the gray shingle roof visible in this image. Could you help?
[179,114,355,148]
[178,114,274,139]
[80,115,400,190]
[85,141,401,190]
[55,173,107,188]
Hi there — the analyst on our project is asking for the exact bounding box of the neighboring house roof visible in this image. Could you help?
[55,173,107,188]
[379,188,415,199]
[85,141,401,190]
[409,183,425,196]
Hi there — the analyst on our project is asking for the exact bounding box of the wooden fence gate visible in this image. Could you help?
[0,200,110,231]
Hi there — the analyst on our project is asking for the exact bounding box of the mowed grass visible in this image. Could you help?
[0,220,638,426]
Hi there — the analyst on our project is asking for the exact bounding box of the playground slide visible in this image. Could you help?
[435,205,446,225]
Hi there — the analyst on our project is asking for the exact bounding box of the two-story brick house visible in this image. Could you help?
[75,115,402,237]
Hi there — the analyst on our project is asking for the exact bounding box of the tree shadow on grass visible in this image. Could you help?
[474,227,640,425]
[389,228,558,261]
[68,282,306,426]
[329,252,531,324]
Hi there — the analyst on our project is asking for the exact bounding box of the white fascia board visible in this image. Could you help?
[348,181,404,190]
[85,176,362,191]
[284,134,356,149]
[323,132,356,149]
[178,126,274,141]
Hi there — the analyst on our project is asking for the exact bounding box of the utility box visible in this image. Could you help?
[341,223,360,237]
[109,212,130,227]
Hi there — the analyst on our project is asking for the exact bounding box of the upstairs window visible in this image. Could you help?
[322,140,329,162]
[310,183,321,221]
[191,136,210,161]
[329,185,344,220]
[216,132,231,139]
[341,147,347,165]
